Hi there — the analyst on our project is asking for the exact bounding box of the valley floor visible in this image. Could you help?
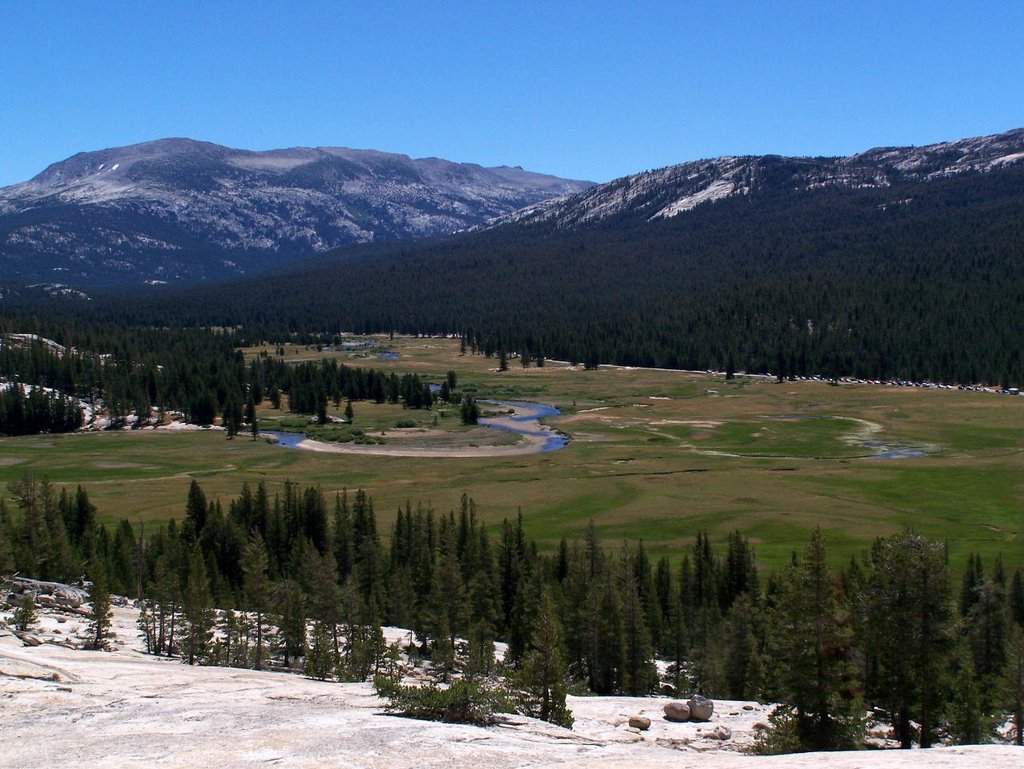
[1,604,1020,769]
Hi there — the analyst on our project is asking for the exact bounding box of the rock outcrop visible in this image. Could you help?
[4,577,88,609]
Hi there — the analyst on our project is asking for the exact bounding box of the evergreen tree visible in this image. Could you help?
[152,552,181,656]
[947,647,988,744]
[86,557,113,651]
[300,544,342,662]
[1009,569,1024,629]
[515,590,574,728]
[460,395,479,425]
[620,558,658,696]
[184,479,208,541]
[464,619,496,681]
[767,529,861,751]
[304,621,334,680]
[966,576,1009,698]
[219,608,242,667]
[723,593,765,700]
[276,578,307,668]
[242,533,272,670]
[860,531,953,748]
[1002,623,1024,747]
[245,396,258,440]
[13,593,37,631]
[181,546,215,665]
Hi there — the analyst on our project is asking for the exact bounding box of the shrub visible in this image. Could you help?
[373,675,514,725]
[13,594,37,631]
[750,706,803,755]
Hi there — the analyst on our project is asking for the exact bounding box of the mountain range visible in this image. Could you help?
[0,138,592,286]
[489,128,1024,229]
[0,129,1021,289]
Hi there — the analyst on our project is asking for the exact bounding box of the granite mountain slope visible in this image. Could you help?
[0,138,592,286]
[490,128,1024,230]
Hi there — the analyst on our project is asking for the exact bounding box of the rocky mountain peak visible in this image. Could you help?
[490,128,1024,230]
[0,139,593,286]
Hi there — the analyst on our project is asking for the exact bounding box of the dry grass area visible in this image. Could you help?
[1,336,1021,570]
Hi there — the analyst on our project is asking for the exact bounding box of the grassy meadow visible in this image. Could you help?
[1,336,1021,572]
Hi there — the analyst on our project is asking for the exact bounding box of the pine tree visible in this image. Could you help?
[300,544,342,662]
[152,551,181,656]
[137,597,156,654]
[460,395,479,425]
[242,533,272,670]
[276,578,307,668]
[1002,623,1024,746]
[304,621,334,680]
[245,395,257,438]
[13,593,37,631]
[947,647,988,744]
[966,576,1009,697]
[86,557,112,651]
[181,546,215,665]
[723,593,765,700]
[860,531,953,748]
[432,609,456,683]
[1009,569,1024,629]
[767,529,861,751]
[515,590,574,728]
[464,619,496,681]
[620,558,658,696]
[184,479,208,541]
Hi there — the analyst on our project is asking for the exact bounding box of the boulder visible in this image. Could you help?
[628,715,651,731]
[707,724,732,741]
[663,701,690,722]
[8,578,88,608]
[13,630,43,647]
[687,694,714,722]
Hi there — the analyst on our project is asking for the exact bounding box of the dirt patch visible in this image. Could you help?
[652,420,723,429]
[572,433,617,443]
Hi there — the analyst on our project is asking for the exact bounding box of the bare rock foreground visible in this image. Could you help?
[1,604,1021,769]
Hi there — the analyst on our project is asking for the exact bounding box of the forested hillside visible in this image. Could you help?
[14,160,1017,388]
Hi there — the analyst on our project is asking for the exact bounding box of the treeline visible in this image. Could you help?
[18,163,1016,388]
[0,322,465,435]
[2,477,1023,748]
[251,355,459,417]
[0,323,247,429]
[0,383,84,435]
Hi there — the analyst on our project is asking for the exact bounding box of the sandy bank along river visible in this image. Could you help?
[261,400,567,458]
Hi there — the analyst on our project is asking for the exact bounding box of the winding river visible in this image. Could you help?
[261,400,567,457]
[478,400,567,453]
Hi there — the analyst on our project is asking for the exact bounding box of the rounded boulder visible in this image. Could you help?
[663,701,691,722]
[688,694,714,722]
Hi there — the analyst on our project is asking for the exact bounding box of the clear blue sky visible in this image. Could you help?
[2,1,1021,187]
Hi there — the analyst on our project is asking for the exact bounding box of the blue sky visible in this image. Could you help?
[1,1,1021,186]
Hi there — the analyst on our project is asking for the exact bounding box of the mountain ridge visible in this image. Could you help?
[0,138,593,285]
[2,129,1021,288]
[487,128,1024,230]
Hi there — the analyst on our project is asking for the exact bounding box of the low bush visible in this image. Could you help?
[373,675,514,725]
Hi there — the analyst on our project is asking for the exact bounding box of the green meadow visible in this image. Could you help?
[1,336,1021,572]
